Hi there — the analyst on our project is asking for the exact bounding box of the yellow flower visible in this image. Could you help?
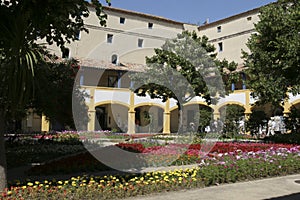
[58,181,63,185]
[22,186,27,189]
[7,191,12,195]
[35,181,40,185]
[27,182,33,186]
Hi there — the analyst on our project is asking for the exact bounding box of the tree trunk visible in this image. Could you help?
[177,103,184,134]
[0,113,7,191]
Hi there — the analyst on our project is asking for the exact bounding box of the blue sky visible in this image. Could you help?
[107,0,276,24]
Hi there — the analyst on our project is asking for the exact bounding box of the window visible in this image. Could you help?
[120,17,125,24]
[111,54,118,64]
[148,22,153,29]
[75,30,81,40]
[217,26,222,33]
[247,16,252,21]
[108,76,118,87]
[138,39,144,48]
[107,34,113,43]
[218,42,223,52]
[62,48,70,58]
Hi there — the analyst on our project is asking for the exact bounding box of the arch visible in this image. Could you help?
[134,104,164,133]
[291,99,300,106]
[134,102,165,110]
[169,103,214,133]
[170,102,214,112]
[94,100,129,108]
[94,102,129,132]
[217,101,246,111]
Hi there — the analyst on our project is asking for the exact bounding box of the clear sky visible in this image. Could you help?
[107,0,277,24]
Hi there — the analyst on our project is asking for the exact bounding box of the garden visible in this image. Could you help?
[2,130,300,199]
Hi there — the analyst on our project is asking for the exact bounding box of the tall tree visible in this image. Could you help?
[130,31,237,133]
[243,0,300,106]
[0,0,110,190]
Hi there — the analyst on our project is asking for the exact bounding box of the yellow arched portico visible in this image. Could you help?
[217,101,250,120]
[170,102,213,133]
[94,101,129,132]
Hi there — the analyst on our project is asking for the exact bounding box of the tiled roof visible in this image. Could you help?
[76,57,247,74]
[77,58,145,72]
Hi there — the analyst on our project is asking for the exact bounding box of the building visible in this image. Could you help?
[24,5,300,133]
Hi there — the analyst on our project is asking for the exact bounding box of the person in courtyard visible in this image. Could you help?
[238,118,245,134]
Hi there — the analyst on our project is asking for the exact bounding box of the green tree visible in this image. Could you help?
[32,56,88,130]
[246,110,268,136]
[243,0,300,106]
[130,31,237,133]
[196,106,213,132]
[0,0,110,190]
[284,106,300,133]
[220,105,245,137]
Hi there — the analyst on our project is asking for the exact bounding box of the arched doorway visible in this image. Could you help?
[95,103,129,132]
[170,104,213,133]
[134,105,163,133]
[219,104,245,136]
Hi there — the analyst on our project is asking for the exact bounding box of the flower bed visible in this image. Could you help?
[27,142,297,175]
[3,145,300,199]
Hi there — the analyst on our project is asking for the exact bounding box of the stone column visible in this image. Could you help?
[41,114,50,132]
[163,99,171,134]
[244,89,252,120]
[87,88,96,131]
[283,98,291,117]
[212,105,220,120]
[127,91,136,134]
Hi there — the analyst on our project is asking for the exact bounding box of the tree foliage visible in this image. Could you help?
[131,31,237,107]
[245,110,268,136]
[0,0,110,190]
[243,0,300,105]
[220,105,245,137]
[32,55,88,130]
[0,0,109,116]
[130,31,238,133]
